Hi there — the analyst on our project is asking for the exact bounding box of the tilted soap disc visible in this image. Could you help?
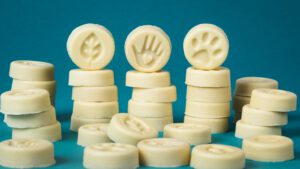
[184,24,229,70]
[125,25,171,72]
[67,23,115,70]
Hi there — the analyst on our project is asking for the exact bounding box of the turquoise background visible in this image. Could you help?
[0,0,299,168]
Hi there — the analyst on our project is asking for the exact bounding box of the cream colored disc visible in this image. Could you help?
[69,69,114,86]
[241,104,287,126]
[186,86,231,103]
[67,23,115,70]
[0,138,55,168]
[126,70,171,88]
[250,89,297,112]
[9,60,54,81]
[185,66,230,87]
[185,101,230,118]
[78,123,112,147]
[70,116,110,132]
[72,86,118,102]
[4,106,57,128]
[235,120,281,139]
[0,89,51,115]
[243,135,294,162]
[12,122,62,142]
[84,143,139,169]
[190,144,245,169]
[183,24,229,70]
[234,77,278,96]
[125,25,171,72]
[164,123,211,145]
[184,115,228,133]
[128,99,172,118]
[12,79,56,96]
[73,101,118,119]
[137,138,190,167]
[132,86,177,103]
[107,113,158,145]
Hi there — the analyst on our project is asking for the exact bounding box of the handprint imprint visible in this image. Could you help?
[80,33,101,65]
[191,32,224,67]
[132,35,163,68]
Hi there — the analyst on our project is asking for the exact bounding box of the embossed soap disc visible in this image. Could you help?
[12,79,56,96]
[184,24,229,70]
[84,143,139,169]
[0,138,55,168]
[107,113,158,145]
[137,138,190,167]
[184,115,228,133]
[67,23,115,70]
[190,144,245,169]
[243,135,294,162]
[9,60,54,81]
[125,25,171,72]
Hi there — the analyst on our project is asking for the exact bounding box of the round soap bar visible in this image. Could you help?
[190,144,245,169]
[137,138,190,167]
[185,101,230,118]
[67,23,115,70]
[243,135,294,162]
[69,69,114,86]
[235,120,281,139]
[184,115,228,133]
[128,99,172,118]
[125,25,171,72]
[164,123,211,145]
[13,122,62,142]
[132,86,177,103]
[234,77,278,96]
[250,89,297,112]
[1,89,51,115]
[12,79,56,96]
[185,67,230,87]
[186,86,231,103]
[9,60,54,81]
[4,106,57,128]
[134,115,173,131]
[70,116,110,132]
[73,101,118,119]
[0,139,55,168]
[241,104,287,126]
[232,95,250,112]
[84,143,139,169]
[183,24,229,70]
[72,86,118,102]
[126,70,171,88]
[107,113,158,145]
[78,124,112,147]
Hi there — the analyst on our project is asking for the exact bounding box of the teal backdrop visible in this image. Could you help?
[0,0,299,169]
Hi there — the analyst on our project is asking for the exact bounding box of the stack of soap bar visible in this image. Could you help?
[235,89,297,139]
[183,24,231,134]
[10,60,56,105]
[125,25,176,131]
[233,77,278,122]
[0,138,55,168]
[0,89,62,142]
[66,23,119,132]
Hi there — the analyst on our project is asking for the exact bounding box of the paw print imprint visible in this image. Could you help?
[132,35,163,68]
[8,140,37,148]
[80,33,102,65]
[125,117,145,133]
[92,143,129,152]
[191,32,223,65]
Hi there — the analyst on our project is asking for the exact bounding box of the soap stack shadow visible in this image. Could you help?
[9,60,57,105]
[0,89,62,142]
[232,77,278,123]
[69,70,119,132]
[235,88,297,139]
